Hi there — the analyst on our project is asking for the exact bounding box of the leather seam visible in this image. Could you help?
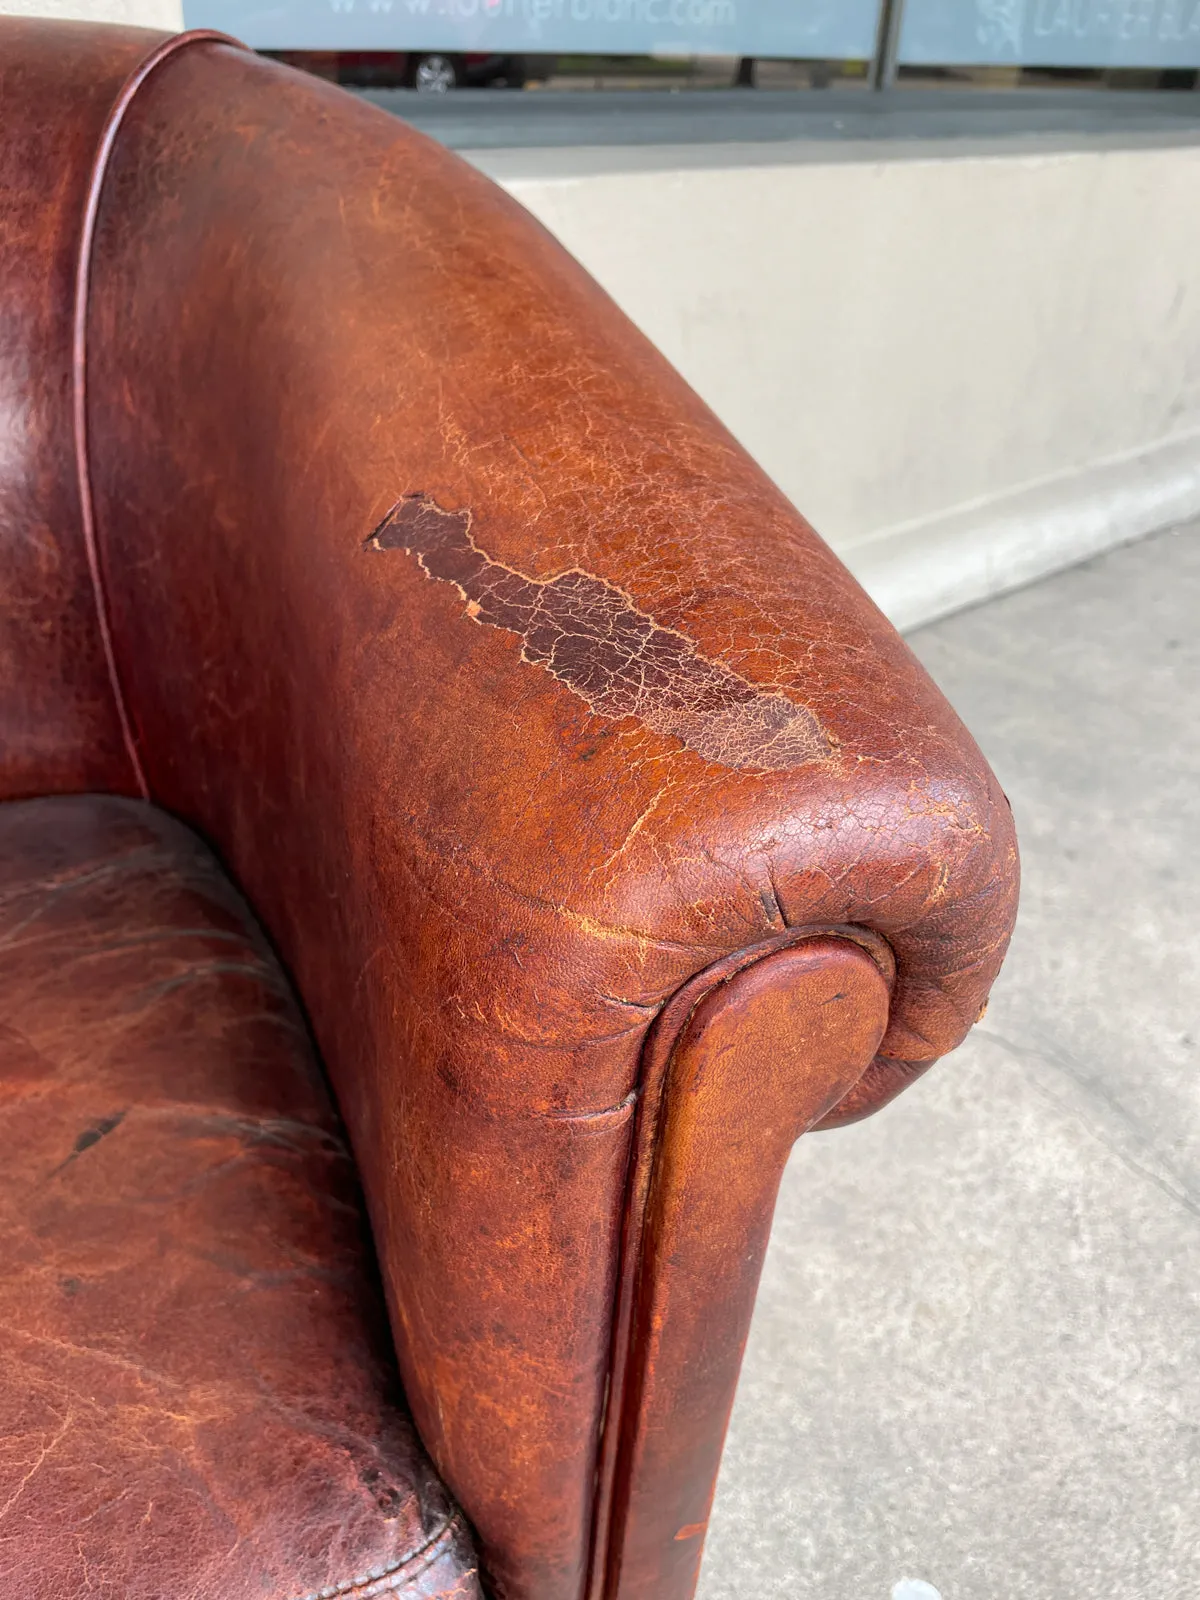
[72,27,245,801]
[283,1512,471,1600]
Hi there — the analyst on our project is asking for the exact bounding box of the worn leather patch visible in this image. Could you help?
[367,496,830,772]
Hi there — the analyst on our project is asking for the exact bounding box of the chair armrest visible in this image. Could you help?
[77,35,1018,1600]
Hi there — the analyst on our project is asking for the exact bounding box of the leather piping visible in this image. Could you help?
[72,27,245,801]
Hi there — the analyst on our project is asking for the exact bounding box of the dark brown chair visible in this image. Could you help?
[0,21,1019,1600]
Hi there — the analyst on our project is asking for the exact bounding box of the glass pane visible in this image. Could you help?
[898,0,1200,70]
[182,0,881,61]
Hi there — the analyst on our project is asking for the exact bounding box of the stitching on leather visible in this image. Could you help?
[72,27,244,802]
[283,1513,470,1600]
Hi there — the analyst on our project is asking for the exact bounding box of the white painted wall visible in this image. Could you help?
[478,139,1200,626]
[0,0,181,27]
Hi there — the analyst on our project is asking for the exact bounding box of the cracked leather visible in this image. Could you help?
[367,495,831,771]
[1,21,1019,1600]
[0,795,482,1600]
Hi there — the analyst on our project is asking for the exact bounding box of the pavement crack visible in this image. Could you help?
[977,1027,1200,1224]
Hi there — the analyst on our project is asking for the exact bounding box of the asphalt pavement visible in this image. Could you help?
[358,84,1200,152]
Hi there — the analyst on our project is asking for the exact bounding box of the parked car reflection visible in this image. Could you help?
[263,49,534,90]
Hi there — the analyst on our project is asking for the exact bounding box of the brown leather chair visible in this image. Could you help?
[0,21,1019,1600]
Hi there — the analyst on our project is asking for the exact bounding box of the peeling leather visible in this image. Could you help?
[0,796,482,1600]
[368,495,831,772]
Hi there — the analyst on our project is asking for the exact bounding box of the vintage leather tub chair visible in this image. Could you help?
[0,20,1019,1600]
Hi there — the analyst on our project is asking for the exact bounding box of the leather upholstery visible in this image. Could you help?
[0,21,1019,1600]
[0,22,149,799]
[0,794,482,1600]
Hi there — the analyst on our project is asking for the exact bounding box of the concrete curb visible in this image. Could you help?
[842,427,1200,630]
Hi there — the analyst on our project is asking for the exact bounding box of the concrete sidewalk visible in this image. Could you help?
[698,521,1200,1600]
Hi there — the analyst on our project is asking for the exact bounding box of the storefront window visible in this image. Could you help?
[184,0,1200,90]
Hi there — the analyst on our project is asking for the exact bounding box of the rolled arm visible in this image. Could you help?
[76,36,1018,1600]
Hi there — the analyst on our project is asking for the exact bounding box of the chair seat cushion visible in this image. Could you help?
[0,795,481,1600]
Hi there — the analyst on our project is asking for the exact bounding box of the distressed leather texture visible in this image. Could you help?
[0,23,146,798]
[0,795,482,1599]
[1,21,1019,1600]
